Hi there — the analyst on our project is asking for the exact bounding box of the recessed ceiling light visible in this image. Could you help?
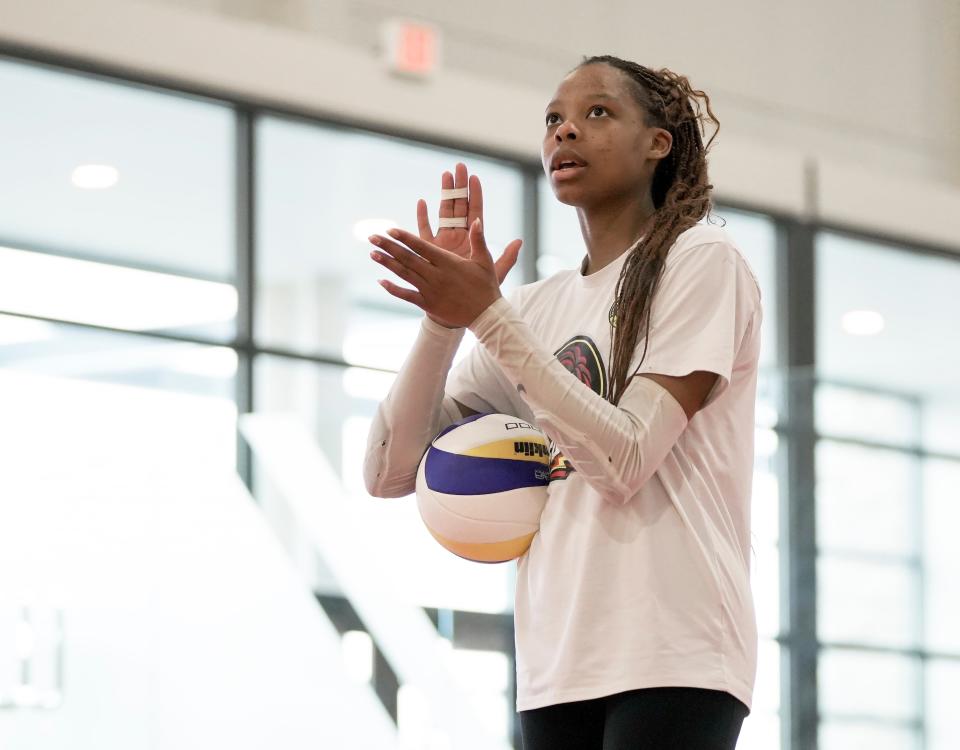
[71,164,119,190]
[841,309,885,336]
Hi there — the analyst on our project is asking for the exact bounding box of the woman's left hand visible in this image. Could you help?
[368,218,520,329]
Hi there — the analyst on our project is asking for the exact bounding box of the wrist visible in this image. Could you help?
[423,313,465,333]
[468,295,511,339]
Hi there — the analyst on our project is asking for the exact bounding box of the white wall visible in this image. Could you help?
[1,0,958,253]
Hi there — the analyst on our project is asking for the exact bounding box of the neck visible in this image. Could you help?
[577,193,656,275]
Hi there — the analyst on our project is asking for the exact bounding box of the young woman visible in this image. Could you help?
[363,55,762,749]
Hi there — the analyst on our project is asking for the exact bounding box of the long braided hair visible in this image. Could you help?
[573,56,722,407]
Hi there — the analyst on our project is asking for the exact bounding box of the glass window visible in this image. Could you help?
[817,556,919,649]
[0,249,237,341]
[746,376,779,668]
[922,397,960,457]
[0,58,235,281]
[754,367,782,647]
[0,315,236,406]
[924,457,960,654]
[752,639,781,714]
[815,230,960,748]
[0,319,236,490]
[752,432,780,546]
[752,541,780,641]
[255,116,526,369]
[819,721,920,750]
[536,173,583,277]
[927,658,960,750]
[815,441,917,558]
[751,426,780,640]
[815,384,918,450]
[816,231,960,456]
[819,648,920,722]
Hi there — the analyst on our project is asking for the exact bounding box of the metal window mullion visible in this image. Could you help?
[521,169,540,285]
[777,218,818,750]
[913,400,928,750]
[235,106,256,492]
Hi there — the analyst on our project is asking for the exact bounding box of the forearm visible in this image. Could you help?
[363,316,465,497]
[468,297,688,504]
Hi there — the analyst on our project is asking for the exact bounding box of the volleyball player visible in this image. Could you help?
[364,55,762,749]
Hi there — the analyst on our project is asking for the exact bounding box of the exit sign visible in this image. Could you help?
[381,19,441,79]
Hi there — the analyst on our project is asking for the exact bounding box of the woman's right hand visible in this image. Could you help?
[416,163,523,328]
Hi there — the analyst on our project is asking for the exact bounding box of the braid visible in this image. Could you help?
[574,56,723,406]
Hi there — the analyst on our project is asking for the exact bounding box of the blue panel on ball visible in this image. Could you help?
[425,446,548,495]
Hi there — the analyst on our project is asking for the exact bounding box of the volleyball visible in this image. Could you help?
[415,413,551,563]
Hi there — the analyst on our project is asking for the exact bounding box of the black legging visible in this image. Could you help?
[519,686,749,750]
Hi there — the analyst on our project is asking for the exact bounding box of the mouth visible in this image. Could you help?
[552,164,587,180]
[551,160,586,172]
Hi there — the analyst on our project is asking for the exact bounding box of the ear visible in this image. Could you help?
[649,127,672,160]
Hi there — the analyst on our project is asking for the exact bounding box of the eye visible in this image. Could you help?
[545,105,608,126]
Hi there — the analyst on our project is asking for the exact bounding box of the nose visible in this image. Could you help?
[554,120,578,141]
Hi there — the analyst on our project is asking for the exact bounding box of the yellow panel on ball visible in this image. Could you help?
[425,527,538,565]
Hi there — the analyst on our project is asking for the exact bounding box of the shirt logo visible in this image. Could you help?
[548,335,607,482]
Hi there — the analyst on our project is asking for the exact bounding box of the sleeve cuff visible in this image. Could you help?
[421,314,467,341]
[468,295,514,341]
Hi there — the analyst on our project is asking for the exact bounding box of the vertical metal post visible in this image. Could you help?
[236,107,256,493]
[913,400,927,750]
[777,217,819,750]
[521,170,540,284]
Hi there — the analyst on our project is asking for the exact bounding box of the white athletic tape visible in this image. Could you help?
[440,187,468,200]
[438,216,469,228]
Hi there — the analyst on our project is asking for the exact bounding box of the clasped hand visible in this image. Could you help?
[369,219,513,329]
[366,165,523,329]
